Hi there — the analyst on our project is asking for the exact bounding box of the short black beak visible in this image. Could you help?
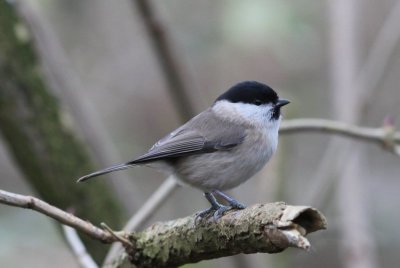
[276,98,290,108]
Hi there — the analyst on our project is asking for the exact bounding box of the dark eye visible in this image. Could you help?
[253,99,262,106]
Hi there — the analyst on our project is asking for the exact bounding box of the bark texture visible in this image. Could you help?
[0,0,125,261]
[107,202,327,268]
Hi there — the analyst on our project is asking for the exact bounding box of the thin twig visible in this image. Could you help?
[280,118,400,148]
[100,223,133,247]
[62,225,99,268]
[0,189,114,243]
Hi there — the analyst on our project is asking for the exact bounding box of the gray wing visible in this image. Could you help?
[128,109,246,165]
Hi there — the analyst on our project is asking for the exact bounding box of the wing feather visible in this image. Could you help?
[128,131,211,164]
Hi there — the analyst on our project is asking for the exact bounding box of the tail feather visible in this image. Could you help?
[77,163,132,182]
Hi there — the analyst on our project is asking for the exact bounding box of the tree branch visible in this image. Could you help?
[280,118,400,153]
[111,203,326,268]
[62,225,99,268]
[0,189,114,243]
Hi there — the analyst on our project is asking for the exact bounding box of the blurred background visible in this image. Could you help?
[0,0,399,267]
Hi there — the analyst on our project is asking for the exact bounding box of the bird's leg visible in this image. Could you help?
[204,192,220,209]
[213,190,246,209]
[195,192,229,221]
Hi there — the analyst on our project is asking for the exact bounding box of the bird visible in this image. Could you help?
[77,81,290,219]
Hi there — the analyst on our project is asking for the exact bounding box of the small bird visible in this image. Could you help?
[78,81,289,219]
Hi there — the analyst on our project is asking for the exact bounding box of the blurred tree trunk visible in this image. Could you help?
[0,0,125,263]
[329,1,378,268]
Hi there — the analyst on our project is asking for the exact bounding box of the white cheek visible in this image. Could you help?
[234,103,271,122]
[212,100,279,128]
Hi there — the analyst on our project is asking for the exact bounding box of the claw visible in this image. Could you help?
[213,205,231,220]
[194,207,215,223]
[228,199,246,209]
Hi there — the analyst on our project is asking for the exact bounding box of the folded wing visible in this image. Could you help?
[127,128,244,164]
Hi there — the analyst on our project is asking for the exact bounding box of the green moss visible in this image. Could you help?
[0,0,125,262]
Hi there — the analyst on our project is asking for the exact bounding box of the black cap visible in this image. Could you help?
[215,81,278,106]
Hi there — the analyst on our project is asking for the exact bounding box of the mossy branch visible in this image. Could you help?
[109,202,327,268]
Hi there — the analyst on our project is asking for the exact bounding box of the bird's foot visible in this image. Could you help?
[195,192,232,223]
[194,204,231,223]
